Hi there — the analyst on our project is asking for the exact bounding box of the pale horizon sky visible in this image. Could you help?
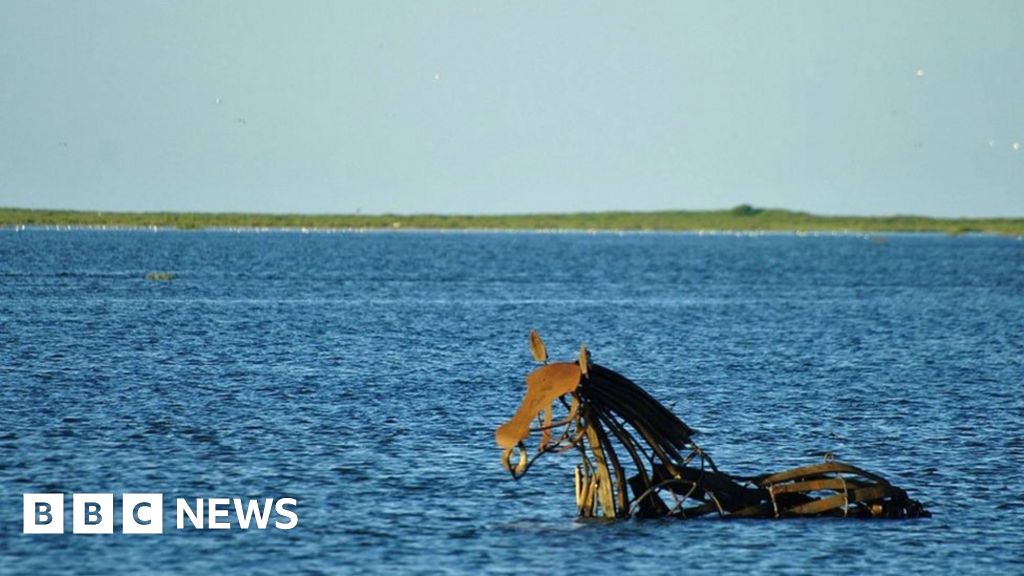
[1,1,1022,217]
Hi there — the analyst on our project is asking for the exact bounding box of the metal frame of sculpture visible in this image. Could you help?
[496,331,930,519]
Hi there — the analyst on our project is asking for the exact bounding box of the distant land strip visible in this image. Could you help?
[2,206,1023,235]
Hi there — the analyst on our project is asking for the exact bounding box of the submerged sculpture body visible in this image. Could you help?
[496,332,929,519]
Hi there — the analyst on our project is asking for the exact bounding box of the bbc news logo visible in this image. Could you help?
[23,493,298,534]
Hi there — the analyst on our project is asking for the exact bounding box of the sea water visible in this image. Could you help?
[1,230,1021,574]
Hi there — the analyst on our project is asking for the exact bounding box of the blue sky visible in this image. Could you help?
[1,1,1021,217]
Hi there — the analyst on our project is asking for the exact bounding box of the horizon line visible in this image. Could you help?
[3,205,1023,221]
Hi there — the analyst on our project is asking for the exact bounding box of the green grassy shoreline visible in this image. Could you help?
[2,206,1022,235]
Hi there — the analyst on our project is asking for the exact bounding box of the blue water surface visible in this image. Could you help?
[1,229,1022,574]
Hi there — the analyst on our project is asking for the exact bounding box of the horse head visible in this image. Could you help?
[494,331,587,479]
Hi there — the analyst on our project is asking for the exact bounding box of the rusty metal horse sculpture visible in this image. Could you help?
[496,331,929,519]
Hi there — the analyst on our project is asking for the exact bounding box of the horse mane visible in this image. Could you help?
[582,363,695,461]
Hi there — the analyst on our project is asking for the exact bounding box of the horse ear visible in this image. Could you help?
[578,342,589,377]
[529,330,548,363]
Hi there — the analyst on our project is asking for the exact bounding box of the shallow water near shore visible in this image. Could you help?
[1,229,1022,574]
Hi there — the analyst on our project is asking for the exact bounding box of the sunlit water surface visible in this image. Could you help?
[1,230,1022,574]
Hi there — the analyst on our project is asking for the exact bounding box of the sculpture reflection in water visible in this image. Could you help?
[496,331,930,520]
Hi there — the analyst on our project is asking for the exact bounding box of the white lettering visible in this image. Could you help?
[176,498,203,529]
[274,498,298,530]
[234,498,274,529]
[207,498,230,529]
